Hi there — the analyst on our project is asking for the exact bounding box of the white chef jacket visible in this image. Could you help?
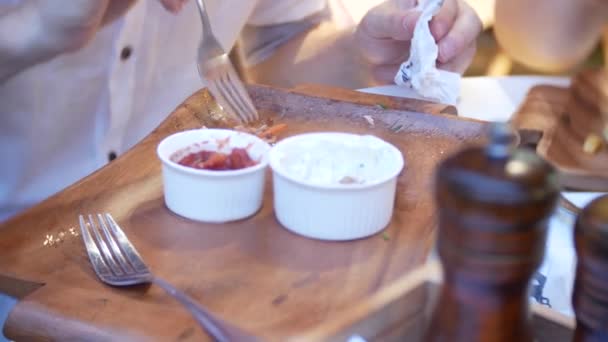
[0,0,326,222]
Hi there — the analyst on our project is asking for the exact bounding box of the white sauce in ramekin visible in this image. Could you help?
[275,134,401,185]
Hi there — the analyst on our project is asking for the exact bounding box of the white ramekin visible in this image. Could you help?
[268,132,405,241]
[157,128,271,223]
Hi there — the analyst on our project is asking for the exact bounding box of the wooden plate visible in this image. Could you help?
[511,69,608,192]
[0,84,485,341]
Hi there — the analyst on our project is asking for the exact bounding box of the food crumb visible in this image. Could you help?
[583,134,603,154]
[216,136,231,150]
[339,176,362,184]
[375,103,388,110]
[233,122,286,144]
[43,227,79,248]
[382,232,390,241]
[363,115,375,127]
[43,234,54,247]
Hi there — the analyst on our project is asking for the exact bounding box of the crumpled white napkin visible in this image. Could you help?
[394,0,460,105]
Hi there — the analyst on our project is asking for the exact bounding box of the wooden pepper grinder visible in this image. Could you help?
[426,122,560,342]
[572,195,608,341]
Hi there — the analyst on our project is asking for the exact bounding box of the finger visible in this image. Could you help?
[437,0,482,63]
[437,41,476,74]
[160,0,187,13]
[371,44,475,84]
[394,0,418,10]
[356,31,411,65]
[430,0,458,41]
[371,64,402,84]
[359,3,420,41]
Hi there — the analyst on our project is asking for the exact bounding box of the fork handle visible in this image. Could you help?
[152,277,230,342]
[195,0,214,39]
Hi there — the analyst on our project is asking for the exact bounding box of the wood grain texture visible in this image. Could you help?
[510,69,608,191]
[573,195,608,341]
[291,84,458,116]
[0,84,485,341]
[288,261,575,342]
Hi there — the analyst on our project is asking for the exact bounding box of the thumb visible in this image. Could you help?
[360,4,420,41]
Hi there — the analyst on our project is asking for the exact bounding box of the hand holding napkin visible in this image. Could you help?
[356,0,481,105]
[394,0,460,105]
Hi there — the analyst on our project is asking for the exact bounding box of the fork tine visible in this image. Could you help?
[217,74,251,123]
[97,214,135,274]
[104,214,150,274]
[223,64,257,119]
[79,215,113,278]
[88,214,124,276]
[224,67,258,122]
[227,66,257,118]
[207,78,241,124]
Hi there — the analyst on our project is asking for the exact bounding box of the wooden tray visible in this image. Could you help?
[511,69,608,191]
[289,261,575,342]
[0,84,485,341]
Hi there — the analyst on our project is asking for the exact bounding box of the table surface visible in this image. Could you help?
[363,76,603,208]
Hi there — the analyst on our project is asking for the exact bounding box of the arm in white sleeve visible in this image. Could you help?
[494,0,608,72]
[0,3,47,81]
[239,0,328,66]
[0,1,114,82]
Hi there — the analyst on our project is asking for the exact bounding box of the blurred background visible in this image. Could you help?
[462,0,605,77]
[243,0,606,88]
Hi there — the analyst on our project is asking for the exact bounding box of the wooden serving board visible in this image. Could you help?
[291,84,458,116]
[0,84,485,341]
[511,69,608,191]
[289,261,575,342]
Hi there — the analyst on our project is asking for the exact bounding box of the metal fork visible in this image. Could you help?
[78,213,258,342]
[194,0,258,124]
